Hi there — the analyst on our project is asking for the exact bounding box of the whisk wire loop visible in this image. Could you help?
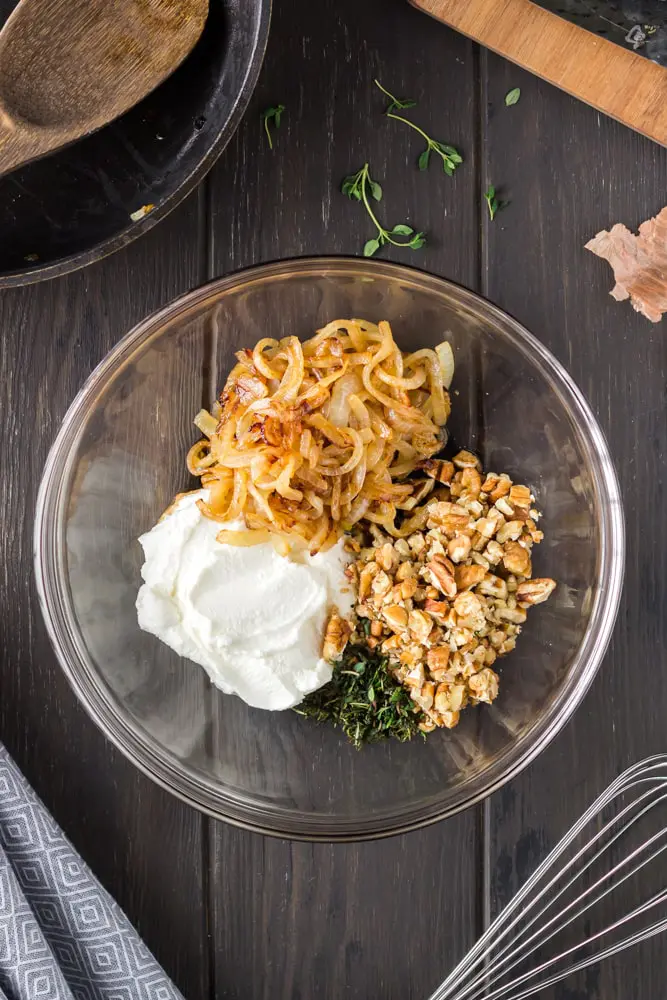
[429,755,667,1000]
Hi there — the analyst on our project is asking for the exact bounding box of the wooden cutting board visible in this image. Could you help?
[409,0,667,146]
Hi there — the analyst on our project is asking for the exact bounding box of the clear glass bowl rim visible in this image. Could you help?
[34,256,625,842]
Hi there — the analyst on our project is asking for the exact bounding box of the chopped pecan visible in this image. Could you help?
[322,611,351,661]
[371,570,392,598]
[376,542,397,572]
[383,604,409,631]
[481,473,500,494]
[452,450,481,470]
[382,635,402,652]
[395,561,416,581]
[516,578,557,605]
[424,599,450,621]
[496,605,527,624]
[422,458,455,483]
[402,663,425,688]
[468,668,499,704]
[427,646,451,672]
[502,541,532,577]
[455,564,486,590]
[434,683,452,713]
[358,567,373,601]
[412,681,435,711]
[394,538,411,557]
[461,466,482,498]
[448,534,472,564]
[427,501,472,534]
[453,592,485,631]
[496,519,524,544]
[427,554,457,598]
[478,574,508,600]
[509,485,532,509]
[408,532,426,554]
[483,539,504,566]
[409,609,433,643]
[448,684,468,712]
[440,710,460,729]
[473,512,503,539]
[489,475,512,502]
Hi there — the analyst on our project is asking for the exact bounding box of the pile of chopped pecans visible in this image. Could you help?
[340,450,556,732]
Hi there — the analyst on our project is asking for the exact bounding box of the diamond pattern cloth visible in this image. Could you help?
[0,743,185,1000]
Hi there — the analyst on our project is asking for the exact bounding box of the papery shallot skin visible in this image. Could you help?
[586,206,667,323]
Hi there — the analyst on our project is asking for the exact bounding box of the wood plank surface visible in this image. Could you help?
[207,0,481,996]
[0,200,210,1000]
[481,52,667,1000]
[410,0,667,147]
[1,0,667,999]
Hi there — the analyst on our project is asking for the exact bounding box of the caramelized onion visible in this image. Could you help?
[185,320,453,552]
[327,371,362,426]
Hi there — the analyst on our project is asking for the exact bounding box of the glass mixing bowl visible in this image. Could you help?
[35,258,624,841]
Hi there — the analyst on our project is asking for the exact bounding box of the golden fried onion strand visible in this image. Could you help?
[188,320,453,553]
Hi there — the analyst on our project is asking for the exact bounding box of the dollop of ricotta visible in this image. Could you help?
[136,492,352,710]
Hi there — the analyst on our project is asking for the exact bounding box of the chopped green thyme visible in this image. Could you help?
[295,644,425,749]
[504,87,521,107]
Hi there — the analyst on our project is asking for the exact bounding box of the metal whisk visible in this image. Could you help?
[429,756,667,1000]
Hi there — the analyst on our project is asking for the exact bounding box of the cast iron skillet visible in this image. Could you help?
[0,0,271,287]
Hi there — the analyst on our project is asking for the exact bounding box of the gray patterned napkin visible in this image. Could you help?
[0,743,184,1000]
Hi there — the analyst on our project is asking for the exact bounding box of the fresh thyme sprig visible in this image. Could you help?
[295,644,425,749]
[261,104,285,150]
[341,164,426,257]
[484,184,508,221]
[374,77,417,113]
[374,79,463,177]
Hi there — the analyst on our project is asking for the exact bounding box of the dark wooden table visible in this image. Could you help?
[2,1,667,997]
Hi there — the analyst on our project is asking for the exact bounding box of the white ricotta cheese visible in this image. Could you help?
[136,492,352,710]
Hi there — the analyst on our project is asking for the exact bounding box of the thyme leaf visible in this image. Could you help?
[261,104,285,150]
[484,184,509,221]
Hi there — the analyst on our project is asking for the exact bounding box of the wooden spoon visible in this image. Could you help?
[0,0,209,179]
